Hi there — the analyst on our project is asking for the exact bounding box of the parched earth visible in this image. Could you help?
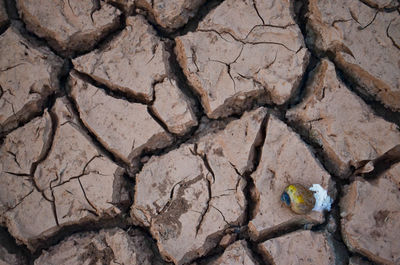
[0,0,399,264]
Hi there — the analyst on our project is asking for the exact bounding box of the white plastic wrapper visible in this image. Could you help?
[309,184,333,212]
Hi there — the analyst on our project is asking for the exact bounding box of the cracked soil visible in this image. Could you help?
[0,0,400,264]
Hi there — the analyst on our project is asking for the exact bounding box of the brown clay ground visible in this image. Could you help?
[0,0,400,264]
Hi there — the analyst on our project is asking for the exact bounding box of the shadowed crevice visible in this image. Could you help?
[246,240,270,265]
[0,19,10,36]
[0,226,31,264]
[4,0,18,20]
[70,69,150,105]
[166,41,204,120]
[241,112,270,228]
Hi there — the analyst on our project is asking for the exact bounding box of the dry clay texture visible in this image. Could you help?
[0,0,400,264]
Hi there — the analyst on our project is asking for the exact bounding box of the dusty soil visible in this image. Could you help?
[0,0,399,264]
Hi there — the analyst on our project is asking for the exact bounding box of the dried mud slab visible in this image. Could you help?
[175,0,309,119]
[0,0,8,30]
[209,240,259,265]
[73,16,198,135]
[248,115,334,241]
[135,0,206,30]
[0,28,63,135]
[4,189,57,252]
[34,228,166,265]
[258,230,339,265]
[307,0,400,111]
[2,98,129,251]
[0,112,52,222]
[151,78,198,136]
[69,73,173,164]
[16,0,121,56]
[340,164,400,265]
[73,16,169,103]
[131,108,267,264]
[132,146,216,265]
[197,107,268,176]
[287,60,400,178]
[105,0,205,30]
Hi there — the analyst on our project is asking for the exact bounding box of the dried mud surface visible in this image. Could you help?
[0,0,399,264]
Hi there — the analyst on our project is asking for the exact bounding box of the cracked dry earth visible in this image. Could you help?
[0,0,400,265]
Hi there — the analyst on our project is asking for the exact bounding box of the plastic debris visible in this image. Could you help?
[310,184,333,212]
